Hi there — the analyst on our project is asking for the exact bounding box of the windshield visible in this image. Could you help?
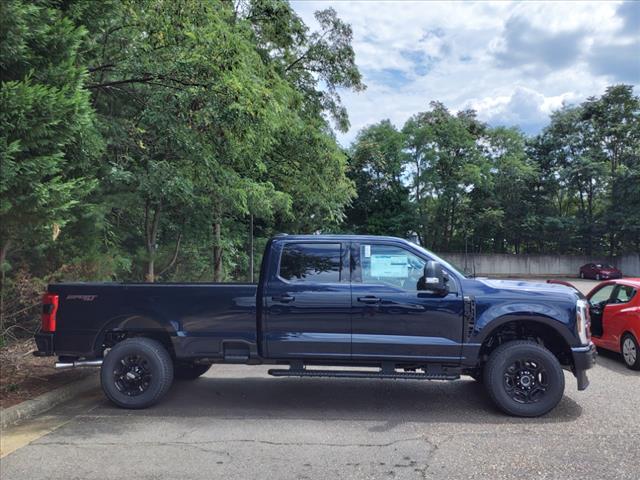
[411,243,467,278]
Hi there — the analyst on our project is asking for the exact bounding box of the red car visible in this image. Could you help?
[579,262,622,280]
[587,278,640,370]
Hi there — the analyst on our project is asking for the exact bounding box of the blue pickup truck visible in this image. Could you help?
[35,234,595,417]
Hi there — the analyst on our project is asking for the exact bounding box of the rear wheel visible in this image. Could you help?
[101,337,174,409]
[484,340,565,417]
[174,362,211,380]
[580,272,584,279]
[621,334,640,370]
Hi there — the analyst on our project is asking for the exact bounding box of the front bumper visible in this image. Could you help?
[33,331,54,357]
[571,342,597,390]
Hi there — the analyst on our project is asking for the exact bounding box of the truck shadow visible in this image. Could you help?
[97,373,583,425]
[595,348,638,376]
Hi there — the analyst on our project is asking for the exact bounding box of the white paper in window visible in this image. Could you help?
[363,245,371,258]
[370,254,408,277]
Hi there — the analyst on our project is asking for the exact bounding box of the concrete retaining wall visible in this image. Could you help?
[439,253,640,277]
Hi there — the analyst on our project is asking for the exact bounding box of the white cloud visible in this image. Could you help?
[291,0,640,144]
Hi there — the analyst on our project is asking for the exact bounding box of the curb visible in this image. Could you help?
[1,374,100,429]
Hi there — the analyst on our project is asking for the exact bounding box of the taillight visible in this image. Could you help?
[41,293,59,332]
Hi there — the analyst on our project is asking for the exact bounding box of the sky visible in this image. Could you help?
[290,0,640,146]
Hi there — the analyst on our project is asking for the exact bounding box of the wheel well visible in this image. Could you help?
[478,320,573,368]
[102,330,175,358]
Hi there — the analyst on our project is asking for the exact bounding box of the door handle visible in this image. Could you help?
[272,294,295,303]
[357,296,381,304]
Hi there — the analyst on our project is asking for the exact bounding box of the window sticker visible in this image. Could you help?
[363,245,371,258]
[370,254,408,277]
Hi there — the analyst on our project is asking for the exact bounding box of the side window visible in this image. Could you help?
[589,285,615,305]
[359,244,425,291]
[279,243,342,283]
[614,285,636,304]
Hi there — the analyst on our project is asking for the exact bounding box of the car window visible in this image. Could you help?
[613,285,636,304]
[590,284,615,305]
[358,244,425,291]
[279,243,342,283]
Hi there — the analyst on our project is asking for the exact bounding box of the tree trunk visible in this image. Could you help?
[0,239,10,337]
[144,200,162,282]
[249,214,254,283]
[213,210,223,282]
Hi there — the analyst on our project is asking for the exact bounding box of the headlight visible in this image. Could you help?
[576,299,591,345]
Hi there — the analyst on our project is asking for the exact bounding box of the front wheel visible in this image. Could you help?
[484,340,565,417]
[101,337,174,409]
[621,334,640,370]
[596,274,601,281]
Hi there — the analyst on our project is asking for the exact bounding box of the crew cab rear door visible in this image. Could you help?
[350,241,464,361]
[263,240,351,359]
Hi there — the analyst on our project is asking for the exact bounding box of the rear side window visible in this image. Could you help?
[614,285,636,304]
[279,243,342,283]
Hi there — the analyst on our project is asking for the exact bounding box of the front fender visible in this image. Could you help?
[472,300,577,347]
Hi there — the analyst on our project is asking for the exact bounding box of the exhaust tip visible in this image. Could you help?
[55,359,103,369]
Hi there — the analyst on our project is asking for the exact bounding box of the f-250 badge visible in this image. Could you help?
[66,295,97,301]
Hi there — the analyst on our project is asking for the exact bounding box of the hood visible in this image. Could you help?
[478,279,580,298]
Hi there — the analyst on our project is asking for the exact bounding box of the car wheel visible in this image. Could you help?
[174,362,211,380]
[484,340,565,417]
[101,337,174,409]
[580,272,584,279]
[621,334,640,370]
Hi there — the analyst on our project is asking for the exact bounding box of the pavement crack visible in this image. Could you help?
[36,436,427,449]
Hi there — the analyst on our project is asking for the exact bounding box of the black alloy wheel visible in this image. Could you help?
[101,337,174,409]
[113,354,153,396]
[503,359,548,404]
[484,340,565,417]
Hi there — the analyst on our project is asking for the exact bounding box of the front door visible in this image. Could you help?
[602,284,637,349]
[350,241,464,361]
[588,283,616,337]
[264,241,351,359]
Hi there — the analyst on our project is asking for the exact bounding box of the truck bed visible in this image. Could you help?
[47,282,258,358]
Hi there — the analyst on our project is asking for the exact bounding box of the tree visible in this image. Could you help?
[0,0,102,326]
[345,120,414,237]
[402,103,486,250]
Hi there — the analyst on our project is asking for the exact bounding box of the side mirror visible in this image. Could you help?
[418,261,449,295]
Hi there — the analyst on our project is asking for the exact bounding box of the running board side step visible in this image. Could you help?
[267,368,459,381]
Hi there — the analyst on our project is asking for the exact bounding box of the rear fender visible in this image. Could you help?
[92,310,178,355]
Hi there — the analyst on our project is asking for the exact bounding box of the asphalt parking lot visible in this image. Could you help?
[2,278,638,480]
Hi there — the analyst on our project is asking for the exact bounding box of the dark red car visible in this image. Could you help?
[579,262,622,280]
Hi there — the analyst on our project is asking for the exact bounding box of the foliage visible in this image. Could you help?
[346,87,640,257]
[1,0,638,345]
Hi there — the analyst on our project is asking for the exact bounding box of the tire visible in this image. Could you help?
[621,334,640,370]
[580,272,584,279]
[596,274,601,281]
[484,340,565,417]
[101,337,174,409]
[174,362,211,380]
